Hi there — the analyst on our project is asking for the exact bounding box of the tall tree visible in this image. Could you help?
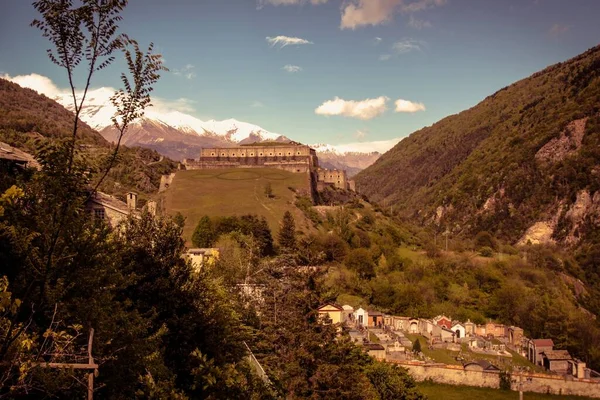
[192,215,216,248]
[278,211,296,252]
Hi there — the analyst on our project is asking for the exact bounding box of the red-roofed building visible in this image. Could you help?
[433,315,452,329]
[528,338,554,366]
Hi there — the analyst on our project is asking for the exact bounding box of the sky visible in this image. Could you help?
[1,0,600,148]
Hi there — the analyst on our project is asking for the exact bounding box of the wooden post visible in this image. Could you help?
[35,328,98,399]
[87,328,95,400]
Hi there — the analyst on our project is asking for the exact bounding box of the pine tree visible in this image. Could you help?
[192,215,215,248]
[412,338,422,354]
[278,211,296,251]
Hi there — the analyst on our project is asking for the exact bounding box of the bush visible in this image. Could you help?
[479,246,494,257]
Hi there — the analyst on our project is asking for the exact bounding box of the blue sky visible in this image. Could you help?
[1,0,600,147]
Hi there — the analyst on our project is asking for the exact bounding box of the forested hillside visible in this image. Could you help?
[356,45,600,246]
[0,78,177,197]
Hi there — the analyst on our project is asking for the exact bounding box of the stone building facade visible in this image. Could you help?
[183,143,356,192]
[184,144,319,174]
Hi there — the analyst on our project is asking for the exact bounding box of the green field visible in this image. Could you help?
[162,168,311,243]
[417,382,594,400]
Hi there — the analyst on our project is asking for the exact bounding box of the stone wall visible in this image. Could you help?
[159,173,176,193]
[196,145,319,171]
[390,361,600,398]
[317,168,348,190]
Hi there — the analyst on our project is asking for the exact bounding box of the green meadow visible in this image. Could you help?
[163,168,311,243]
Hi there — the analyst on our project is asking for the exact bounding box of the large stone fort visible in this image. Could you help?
[183,142,355,191]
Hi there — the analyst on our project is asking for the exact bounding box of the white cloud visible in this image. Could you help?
[395,99,426,113]
[173,64,196,80]
[251,101,265,108]
[374,37,383,45]
[401,0,446,13]
[2,73,62,98]
[257,0,328,8]
[355,129,367,139]
[2,73,197,128]
[340,0,446,29]
[283,64,303,73]
[266,35,313,48]
[392,39,425,54]
[319,138,402,154]
[549,23,569,36]
[379,54,392,61]
[315,96,389,120]
[408,15,432,29]
[153,97,197,114]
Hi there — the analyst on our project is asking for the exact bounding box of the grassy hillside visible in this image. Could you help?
[162,168,312,243]
[0,78,177,198]
[356,45,600,244]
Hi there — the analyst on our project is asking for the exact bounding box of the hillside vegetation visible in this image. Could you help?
[0,78,177,198]
[356,45,600,246]
[162,168,313,243]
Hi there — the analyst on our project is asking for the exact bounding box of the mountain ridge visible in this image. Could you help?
[356,44,600,247]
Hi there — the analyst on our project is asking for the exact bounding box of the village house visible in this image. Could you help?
[475,324,487,337]
[368,311,384,328]
[464,319,476,336]
[317,303,344,325]
[184,248,219,271]
[383,315,393,327]
[528,338,554,366]
[342,305,354,323]
[418,319,436,339]
[354,307,368,327]
[485,321,506,338]
[508,326,524,346]
[364,343,386,360]
[440,327,456,343]
[452,321,466,340]
[433,315,452,329]
[542,350,573,374]
[84,191,140,227]
[408,318,419,334]
[0,141,40,170]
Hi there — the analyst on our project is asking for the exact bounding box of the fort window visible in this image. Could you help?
[232,154,236,156]
[287,152,291,155]
[221,153,225,156]
[211,152,215,156]
[278,153,282,156]
[259,153,263,156]
[297,152,301,155]
[250,153,254,156]
[269,153,273,156]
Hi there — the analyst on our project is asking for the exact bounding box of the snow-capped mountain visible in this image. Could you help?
[3,74,394,172]
[52,86,287,146]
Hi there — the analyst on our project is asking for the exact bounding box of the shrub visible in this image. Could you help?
[479,246,494,257]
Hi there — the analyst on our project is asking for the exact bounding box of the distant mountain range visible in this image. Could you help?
[47,85,393,174]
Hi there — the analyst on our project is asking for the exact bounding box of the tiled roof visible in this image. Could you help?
[87,191,130,214]
[532,338,554,347]
[364,343,385,351]
[543,350,572,360]
[0,142,40,169]
[318,303,344,311]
